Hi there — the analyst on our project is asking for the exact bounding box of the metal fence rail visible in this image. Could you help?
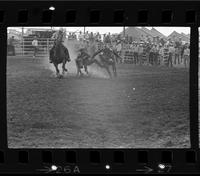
[8,37,54,57]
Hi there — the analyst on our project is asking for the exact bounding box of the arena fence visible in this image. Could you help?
[7,37,54,57]
[121,49,188,67]
[7,38,189,68]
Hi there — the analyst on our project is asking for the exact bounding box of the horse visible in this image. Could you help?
[91,47,121,77]
[75,57,90,77]
[75,50,95,77]
[75,47,120,78]
[49,41,71,78]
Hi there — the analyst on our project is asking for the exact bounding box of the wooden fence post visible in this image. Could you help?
[47,38,49,54]
[22,38,24,56]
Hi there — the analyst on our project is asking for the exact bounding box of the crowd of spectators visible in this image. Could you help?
[67,31,121,43]
[7,29,190,68]
[67,30,190,68]
[118,40,190,67]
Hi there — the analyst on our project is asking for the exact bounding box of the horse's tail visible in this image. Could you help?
[64,46,71,62]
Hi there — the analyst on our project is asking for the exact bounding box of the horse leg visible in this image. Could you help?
[79,68,84,77]
[112,63,117,77]
[62,59,68,75]
[84,65,89,75]
[53,63,60,78]
[76,60,83,77]
[105,66,112,78]
[77,68,82,77]
[75,61,79,77]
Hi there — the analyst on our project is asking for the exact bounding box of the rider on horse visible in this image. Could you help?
[76,48,91,68]
[92,43,121,64]
[49,28,68,63]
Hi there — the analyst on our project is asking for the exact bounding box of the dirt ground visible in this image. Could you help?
[7,56,190,148]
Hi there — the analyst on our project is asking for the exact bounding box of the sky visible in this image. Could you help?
[8,26,190,37]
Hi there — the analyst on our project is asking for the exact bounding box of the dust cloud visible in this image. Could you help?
[42,39,109,79]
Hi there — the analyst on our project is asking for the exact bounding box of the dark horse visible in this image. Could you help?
[75,49,94,77]
[49,41,71,78]
[91,47,121,77]
[75,47,120,78]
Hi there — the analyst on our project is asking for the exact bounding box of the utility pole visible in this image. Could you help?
[84,27,86,40]
[22,27,24,37]
[123,26,125,38]
[22,27,24,56]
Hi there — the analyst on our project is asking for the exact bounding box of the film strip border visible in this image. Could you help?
[0,149,200,173]
[0,1,199,25]
[0,9,197,25]
[0,0,200,174]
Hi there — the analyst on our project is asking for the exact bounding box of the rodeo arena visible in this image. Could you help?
[7,27,190,148]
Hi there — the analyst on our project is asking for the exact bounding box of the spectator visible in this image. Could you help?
[180,44,187,63]
[154,45,159,65]
[96,32,101,42]
[103,34,106,43]
[93,33,97,42]
[8,36,15,56]
[163,44,170,67]
[183,45,190,68]
[85,31,89,41]
[116,41,122,53]
[88,32,93,42]
[168,44,175,67]
[62,28,67,41]
[149,44,155,65]
[32,36,38,58]
[174,46,180,65]
[107,33,111,44]
[78,31,84,42]
[133,44,139,64]
[160,38,165,46]
[138,43,143,65]
[158,45,164,65]
[67,32,72,40]
[116,41,122,63]
[72,33,77,40]
[145,43,151,65]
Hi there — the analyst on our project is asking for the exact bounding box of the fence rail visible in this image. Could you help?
[8,38,189,68]
[8,38,54,57]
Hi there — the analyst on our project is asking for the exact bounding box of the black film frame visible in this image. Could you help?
[0,0,200,174]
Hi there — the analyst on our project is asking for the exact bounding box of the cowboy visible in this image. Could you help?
[92,43,121,64]
[76,48,91,68]
[49,28,67,63]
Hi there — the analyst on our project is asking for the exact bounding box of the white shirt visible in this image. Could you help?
[116,43,122,51]
[78,33,83,40]
[51,31,59,40]
[51,31,66,42]
[183,48,190,56]
[32,39,38,47]
[169,46,175,54]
